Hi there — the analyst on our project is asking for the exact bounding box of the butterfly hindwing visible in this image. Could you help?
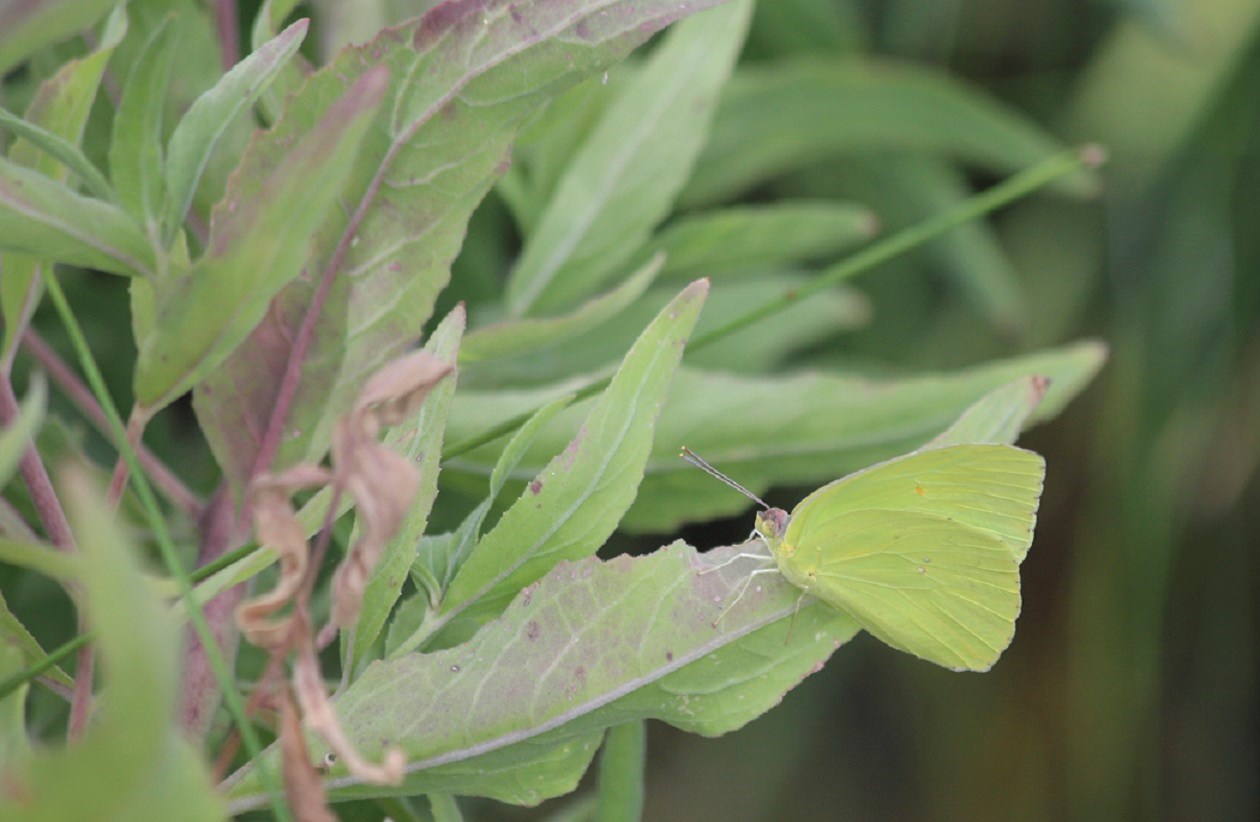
[775,508,1020,671]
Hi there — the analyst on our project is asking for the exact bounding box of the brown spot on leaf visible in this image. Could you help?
[665,651,674,662]
[529,479,543,495]
[526,621,541,640]
[413,0,486,50]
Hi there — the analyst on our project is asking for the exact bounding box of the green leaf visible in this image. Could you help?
[108,17,178,233]
[506,0,752,316]
[650,200,878,280]
[461,255,662,362]
[0,4,125,364]
[0,642,31,769]
[0,107,114,201]
[447,341,1108,533]
[192,0,732,490]
[345,305,465,678]
[393,392,575,656]
[0,0,117,76]
[0,468,224,820]
[432,280,708,637]
[924,376,1051,450]
[463,274,868,386]
[163,18,309,245]
[0,588,73,691]
[249,1,314,125]
[223,539,857,810]
[0,375,44,485]
[134,67,388,413]
[0,156,154,277]
[681,58,1100,208]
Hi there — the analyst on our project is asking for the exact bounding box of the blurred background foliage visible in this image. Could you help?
[613,1,1260,820]
[3,0,1257,818]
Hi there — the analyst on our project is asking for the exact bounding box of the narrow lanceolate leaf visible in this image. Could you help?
[0,6,125,365]
[0,156,154,277]
[681,58,1100,208]
[650,200,878,280]
[193,0,731,491]
[924,376,1051,450]
[223,540,858,810]
[461,255,662,362]
[446,341,1107,533]
[435,281,708,634]
[108,18,178,233]
[134,68,388,413]
[346,305,465,677]
[2,588,73,690]
[0,108,113,201]
[163,18,309,245]
[0,0,117,76]
[506,0,752,317]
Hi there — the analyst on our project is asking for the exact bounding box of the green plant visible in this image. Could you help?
[0,1,1105,818]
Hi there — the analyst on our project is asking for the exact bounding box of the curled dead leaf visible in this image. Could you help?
[280,687,336,822]
[294,632,405,786]
[327,350,452,632]
[236,465,331,649]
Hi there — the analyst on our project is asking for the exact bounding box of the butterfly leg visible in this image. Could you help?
[712,567,779,627]
[697,552,772,576]
[784,587,809,643]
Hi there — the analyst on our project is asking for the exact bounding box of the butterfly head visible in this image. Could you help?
[754,507,789,547]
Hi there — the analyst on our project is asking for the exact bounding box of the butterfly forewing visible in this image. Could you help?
[784,444,1045,562]
[775,508,1020,671]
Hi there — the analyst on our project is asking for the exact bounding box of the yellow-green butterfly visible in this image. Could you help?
[682,444,1045,672]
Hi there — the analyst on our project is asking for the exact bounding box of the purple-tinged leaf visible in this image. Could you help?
[134,68,388,413]
[192,0,731,489]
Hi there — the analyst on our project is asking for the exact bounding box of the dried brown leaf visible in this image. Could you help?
[236,465,331,648]
[327,351,452,632]
[279,687,336,822]
[293,630,405,786]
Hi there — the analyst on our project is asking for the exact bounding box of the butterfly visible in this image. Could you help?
[682,444,1045,671]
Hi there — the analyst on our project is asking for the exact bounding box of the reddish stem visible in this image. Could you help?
[22,330,203,519]
[215,0,241,70]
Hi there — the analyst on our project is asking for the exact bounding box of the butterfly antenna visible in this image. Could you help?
[680,446,769,510]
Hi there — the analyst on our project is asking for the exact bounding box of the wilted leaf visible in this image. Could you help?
[346,306,464,676]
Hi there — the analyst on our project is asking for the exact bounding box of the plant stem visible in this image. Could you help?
[21,329,203,518]
[39,274,292,822]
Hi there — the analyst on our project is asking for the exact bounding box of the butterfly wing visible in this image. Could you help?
[786,444,1045,561]
[775,508,1019,671]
